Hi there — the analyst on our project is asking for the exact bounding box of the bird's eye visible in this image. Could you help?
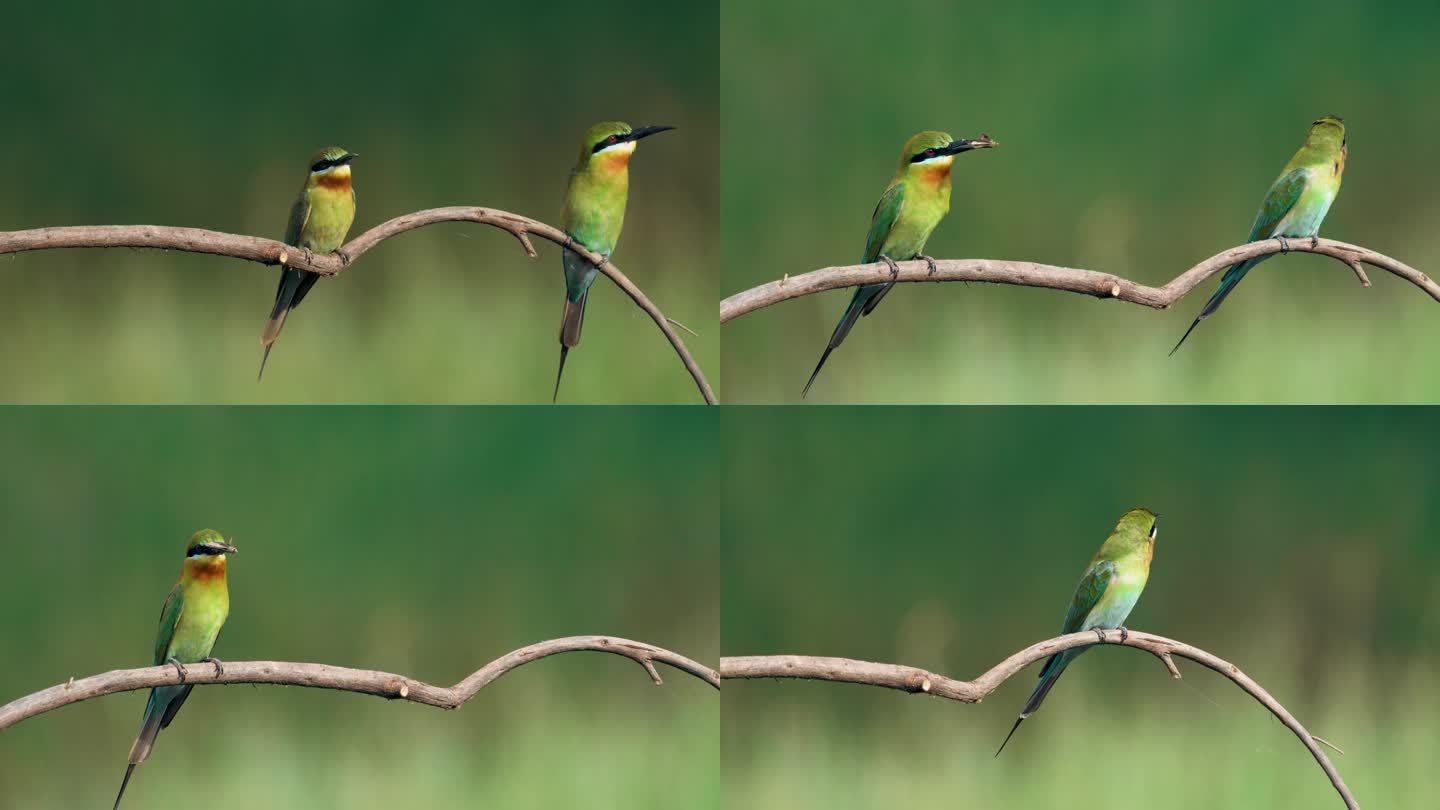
[925,148,936,157]
[608,135,618,144]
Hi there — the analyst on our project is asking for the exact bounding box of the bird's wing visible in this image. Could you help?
[861,181,905,264]
[283,190,312,248]
[1058,558,1116,634]
[1245,167,1311,242]
[151,583,184,666]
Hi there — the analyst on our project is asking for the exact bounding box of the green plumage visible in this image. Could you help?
[259,146,358,379]
[114,530,235,810]
[553,121,673,401]
[803,130,997,397]
[995,508,1158,757]
[1172,116,1347,354]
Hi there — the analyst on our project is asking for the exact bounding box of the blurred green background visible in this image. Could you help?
[720,0,1440,403]
[0,408,718,808]
[0,1,717,403]
[722,407,1439,808]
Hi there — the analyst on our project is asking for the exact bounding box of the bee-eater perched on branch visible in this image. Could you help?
[995,507,1158,757]
[554,121,674,402]
[1171,116,1347,354]
[259,146,358,379]
[113,530,236,810]
[803,130,998,397]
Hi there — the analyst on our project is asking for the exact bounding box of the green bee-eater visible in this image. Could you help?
[1171,116,1347,354]
[259,146,358,379]
[995,507,1158,757]
[802,130,998,397]
[113,530,236,810]
[554,121,674,402]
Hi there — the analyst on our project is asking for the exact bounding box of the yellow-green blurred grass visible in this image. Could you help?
[9,689,716,809]
[723,618,1437,808]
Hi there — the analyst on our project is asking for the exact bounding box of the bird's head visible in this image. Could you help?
[307,146,357,188]
[183,529,237,579]
[897,130,998,183]
[577,121,675,171]
[1305,115,1346,158]
[1114,507,1160,545]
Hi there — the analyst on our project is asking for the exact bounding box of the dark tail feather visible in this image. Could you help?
[1169,316,1204,356]
[995,654,1069,757]
[995,715,1027,758]
[259,270,305,380]
[560,294,587,349]
[1171,260,1254,356]
[553,346,569,403]
[113,764,137,810]
[802,292,868,398]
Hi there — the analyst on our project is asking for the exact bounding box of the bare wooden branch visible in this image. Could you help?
[0,208,715,404]
[722,629,1358,810]
[0,635,718,731]
[719,237,1433,324]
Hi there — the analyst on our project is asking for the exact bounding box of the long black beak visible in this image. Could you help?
[626,125,676,142]
[941,134,999,155]
[340,153,358,164]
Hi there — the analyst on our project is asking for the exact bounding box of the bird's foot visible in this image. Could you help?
[202,657,224,677]
[880,254,901,281]
[1274,236,1290,254]
[917,253,939,277]
[1092,628,1108,644]
[1309,236,1319,250]
[1117,626,1130,643]
[166,657,188,684]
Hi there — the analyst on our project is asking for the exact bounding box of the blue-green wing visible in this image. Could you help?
[861,182,904,264]
[1058,558,1115,635]
[283,191,311,248]
[151,583,184,666]
[1244,167,1310,242]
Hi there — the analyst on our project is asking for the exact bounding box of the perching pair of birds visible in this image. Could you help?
[258,122,674,401]
[802,116,1349,396]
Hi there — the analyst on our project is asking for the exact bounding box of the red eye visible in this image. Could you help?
[925,148,935,157]
[608,135,618,143]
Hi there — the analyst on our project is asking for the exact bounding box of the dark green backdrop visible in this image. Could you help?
[0,1,717,403]
[722,407,1438,808]
[721,0,1440,402]
[0,408,718,808]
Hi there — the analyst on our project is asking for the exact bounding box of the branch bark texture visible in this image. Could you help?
[0,635,718,731]
[719,237,1433,324]
[0,208,715,404]
[722,629,1358,810]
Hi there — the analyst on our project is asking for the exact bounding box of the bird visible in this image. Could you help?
[802,129,998,398]
[113,529,237,810]
[1171,115,1347,354]
[259,146,358,379]
[995,507,1159,757]
[554,121,674,402]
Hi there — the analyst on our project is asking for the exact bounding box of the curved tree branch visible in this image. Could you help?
[722,629,1358,810]
[720,237,1433,324]
[0,635,718,731]
[0,207,715,404]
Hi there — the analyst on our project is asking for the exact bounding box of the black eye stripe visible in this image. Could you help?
[592,133,629,153]
[909,147,941,163]
[186,545,223,557]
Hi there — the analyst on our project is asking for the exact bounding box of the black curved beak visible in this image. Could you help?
[625,125,676,142]
[942,134,999,154]
[340,153,358,164]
